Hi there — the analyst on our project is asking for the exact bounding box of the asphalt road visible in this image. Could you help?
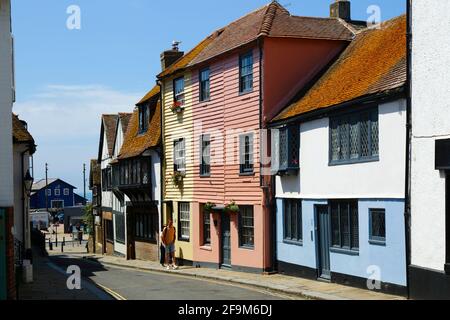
[50,256,294,300]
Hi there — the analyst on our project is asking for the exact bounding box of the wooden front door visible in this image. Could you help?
[221,213,231,267]
[316,205,331,280]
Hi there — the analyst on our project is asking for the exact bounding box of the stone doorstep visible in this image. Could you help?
[78,254,405,301]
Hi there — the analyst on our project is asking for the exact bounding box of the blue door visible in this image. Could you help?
[316,205,331,280]
[0,209,7,300]
[221,213,231,268]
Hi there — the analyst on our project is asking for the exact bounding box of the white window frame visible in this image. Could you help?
[178,202,190,241]
[54,189,60,196]
[63,188,69,196]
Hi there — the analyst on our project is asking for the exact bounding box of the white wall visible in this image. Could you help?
[276,99,407,199]
[411,0,450,271]
[101,128,112,209]
[149,149,162,232]
[0,0,14,207]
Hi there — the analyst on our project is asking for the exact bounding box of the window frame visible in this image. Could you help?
[114,211,126,244]
[138,103,149,134]
[174,138,186,173]
[272,125,300,175]
[178,202,190,241]
[283,199,303,245]
[239,52,254,94]
[330,200,359,254]
[134,212,157,243]
[51,200,64,209]
[239,133,254,175]
[105,219,114,243]
[239,206,254,249]
[173,76,185,106]
[199,68,211,102]
[54,188,60,196]
[63,188,69,196]
[46,189,52,196]
[369,208,386,245]
[202,210,211,246]
[200,134,211,177]
[329,107,379,166]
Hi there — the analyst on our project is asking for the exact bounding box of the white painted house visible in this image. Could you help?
[409,0,450,299]
[270,15,408,295]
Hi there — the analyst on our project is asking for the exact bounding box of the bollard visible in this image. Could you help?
[49,238,53,251]
[63,237,65,246]
[61,242,64,253]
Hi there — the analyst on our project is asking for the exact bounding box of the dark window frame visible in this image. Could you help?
[178,202,190,241]
[200,134,211,177]
[239,133,254,175]
[369,208,386,245]
[330,200,359,254]
[138,103,149,134]
[283,199,303,245]
[134,212,157,243]
[199,67,211,102]
[239,206,254,249]
[329,107,379,166]
[202,209,211,246]
[174,138,186,173]
[173,76,185,106]
[105,219,114,243]
[239,52,254,94]
[114,211,126,244]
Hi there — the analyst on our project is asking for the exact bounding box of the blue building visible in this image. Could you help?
[30,178,87,210]
[269,16,407,295]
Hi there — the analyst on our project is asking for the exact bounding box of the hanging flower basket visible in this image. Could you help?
[224,201,240,214]
[171,101,185,114]
[171,171,185,188]
[204,202,216,212]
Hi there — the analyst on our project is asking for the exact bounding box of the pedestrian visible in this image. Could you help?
[161,219,178,270]
[159,226,166,267]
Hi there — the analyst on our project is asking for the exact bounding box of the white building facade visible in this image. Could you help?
[409,0,450,299]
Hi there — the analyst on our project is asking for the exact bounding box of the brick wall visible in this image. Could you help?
[135,241,158,262]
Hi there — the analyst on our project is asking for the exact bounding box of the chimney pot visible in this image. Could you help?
[330,0,351,21]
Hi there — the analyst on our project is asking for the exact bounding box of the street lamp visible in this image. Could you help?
[24,170,34,195]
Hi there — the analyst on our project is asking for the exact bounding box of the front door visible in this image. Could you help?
[316,205,331,280]
[0,209,7,300]
[221,213,231,267]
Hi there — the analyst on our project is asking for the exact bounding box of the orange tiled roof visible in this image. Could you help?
[118,91,161,160]
[102,114,119,157]
[187,1,355,67]
[273,15,406,122]
[157,34,217,79]
[136,85,160,105]
[12,114,35,145]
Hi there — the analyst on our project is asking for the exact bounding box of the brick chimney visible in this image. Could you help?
[160,41,184,71]
[330,0,351,21]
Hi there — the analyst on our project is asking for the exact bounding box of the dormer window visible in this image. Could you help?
[174,77,185,107]
[138,104,149,134]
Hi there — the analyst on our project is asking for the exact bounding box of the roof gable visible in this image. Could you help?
[32,178,77,192]
[273,15,407,122]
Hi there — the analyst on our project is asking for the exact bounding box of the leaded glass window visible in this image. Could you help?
[283,199,302,243]
[330,108,379,164]
[330,200,359,251]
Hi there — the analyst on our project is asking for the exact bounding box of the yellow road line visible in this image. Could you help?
[95,283,127,301]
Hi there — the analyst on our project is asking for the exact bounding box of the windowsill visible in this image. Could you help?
[239,245,255,251]
[329,156,380,167]
[178,238,190,243]
[330,247,359,256]
[199,99,210,105]
[283,239,303,247]
[200,174,211,178]
[239,172,254,177]
[369,239,386,246]
[200,245,212,251]
[238,89,253,97]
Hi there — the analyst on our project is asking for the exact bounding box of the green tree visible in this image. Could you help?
[83,204,94,236]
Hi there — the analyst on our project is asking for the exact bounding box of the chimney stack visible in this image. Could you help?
[160,41,184,71]
[330,0,351,21]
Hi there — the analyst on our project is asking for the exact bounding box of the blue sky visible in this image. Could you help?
[12,0,406,194]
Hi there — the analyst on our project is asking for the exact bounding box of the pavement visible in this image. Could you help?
[46,241,405,300]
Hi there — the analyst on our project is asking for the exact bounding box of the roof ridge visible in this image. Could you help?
[259,1,281,36]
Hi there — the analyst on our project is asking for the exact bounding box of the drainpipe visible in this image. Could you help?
[157,79,164,262]
[404,0,413,299]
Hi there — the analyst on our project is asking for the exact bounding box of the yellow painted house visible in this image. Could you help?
[157,36,215,265]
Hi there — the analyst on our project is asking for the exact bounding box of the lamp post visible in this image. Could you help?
[23,170,34,253]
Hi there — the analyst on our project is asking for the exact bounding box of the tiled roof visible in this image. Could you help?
[273,15,406,122]
[102,114,119,157]
[157,34,217,79]
[136,85,160,105]
[187,1,355,66]
[118,89,161,160]
[12,114,35,145]
[32,178,77,191]
[118,113,132,136]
